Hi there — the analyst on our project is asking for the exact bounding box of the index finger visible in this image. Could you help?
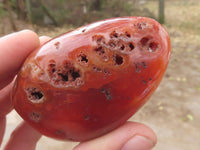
[0,30,40,89]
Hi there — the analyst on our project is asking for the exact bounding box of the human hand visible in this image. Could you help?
[0,30,43,150]
[0,30,157,150]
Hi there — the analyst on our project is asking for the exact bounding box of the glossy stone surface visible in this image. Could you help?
[12,17,171,141]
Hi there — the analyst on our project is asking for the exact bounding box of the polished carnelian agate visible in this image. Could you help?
[12,17,171,141]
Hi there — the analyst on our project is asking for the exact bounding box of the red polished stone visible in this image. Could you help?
[12,17,171,141]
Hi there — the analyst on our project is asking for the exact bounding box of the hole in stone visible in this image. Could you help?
[48,60,56,74]
[136,22,147,30]
[26,88,44,102]
[81,55,88,63]
[120,44,125,50]
[59,73,68,81]
[125,31,131,38]
[142,62,147,69]
[78,53,88,64]
[104,68,111,76]
[29,112,41,122]
[97,37,103,43]
[54,42,60,50]
[101,88,113,100]
[82,29,86,33]
[137,23,142,30]
[57,68,81,82]
[149,42,158,52]
[92,65,102,72]
[110,31,118,38]
[135,63,141,73]
[143,80,147,84]
[129,43,135,50]
[92,35,105,44]
[114,54,123,65]
[52,68,56,73]
[84,115,90,120]
[109,41,116,48]
[56,130,63,135]
[140,37,149,46]
[48,60,82,86]
[71,70,80,81]
[32,91,43,99]
[94,46,105,55]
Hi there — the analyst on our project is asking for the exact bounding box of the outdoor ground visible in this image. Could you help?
[1,0,200,150]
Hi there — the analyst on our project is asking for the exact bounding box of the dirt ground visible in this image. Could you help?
[1,0,200,150]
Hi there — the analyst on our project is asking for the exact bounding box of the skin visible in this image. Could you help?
[0,30,156,150]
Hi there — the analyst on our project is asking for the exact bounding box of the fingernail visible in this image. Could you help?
[39,36,50,40]
[121,135,155,150]
[39,36,51,45]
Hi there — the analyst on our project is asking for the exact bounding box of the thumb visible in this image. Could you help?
[74,121,157,150]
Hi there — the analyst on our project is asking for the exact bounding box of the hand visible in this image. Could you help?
[0,30,157,150]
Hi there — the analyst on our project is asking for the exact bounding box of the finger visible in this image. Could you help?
[1,33,48,150]
[39,36,51,45]
[0,81,14,117]
[3,122,41,150]
[0,30,40,89]
[0,35,51,117]
[74,121,157,150]
[0,117,6,148]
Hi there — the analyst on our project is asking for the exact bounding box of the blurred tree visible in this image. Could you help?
[158,0,165,24]
[0,0,155,27]
[25,0,33,24]
[16,0,26,20]
[38,0,58,26]
[89,0,103,11]
[3,0,17,31]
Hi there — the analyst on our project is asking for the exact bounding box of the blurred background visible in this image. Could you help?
[0,0,200,150]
